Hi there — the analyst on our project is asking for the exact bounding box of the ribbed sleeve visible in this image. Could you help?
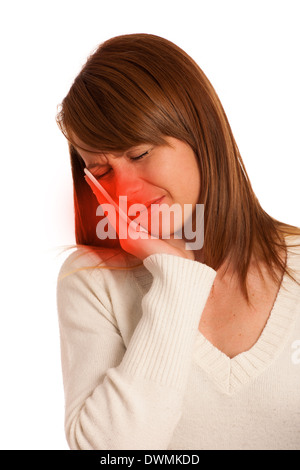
[118,253,217,391]
[57,250,216,450]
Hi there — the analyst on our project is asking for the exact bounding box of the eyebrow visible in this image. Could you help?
[85,149,143,170]
[86,154,126,169]
[86,161,108,170]
[78,145,149,170]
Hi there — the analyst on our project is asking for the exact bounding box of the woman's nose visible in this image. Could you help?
[112,164,144,202]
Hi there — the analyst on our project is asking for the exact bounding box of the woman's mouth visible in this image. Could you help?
[127,197,167,225]
[142,196,165,212]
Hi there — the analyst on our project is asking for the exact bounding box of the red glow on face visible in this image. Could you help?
[75,135,202,251]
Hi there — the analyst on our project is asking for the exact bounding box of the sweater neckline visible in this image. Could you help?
[193,237,300,394]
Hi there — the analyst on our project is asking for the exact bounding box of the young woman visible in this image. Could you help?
[56,33,300,450]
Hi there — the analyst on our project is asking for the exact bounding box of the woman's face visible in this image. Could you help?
[74,135,201,240]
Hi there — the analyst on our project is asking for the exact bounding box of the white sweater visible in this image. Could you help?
[56,236,300,450]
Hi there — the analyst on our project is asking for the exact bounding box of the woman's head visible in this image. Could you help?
[73,133,201,240]
[57,33,246,248]
[56,33,300,303]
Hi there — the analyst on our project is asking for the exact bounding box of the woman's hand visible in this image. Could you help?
[84,176,194,261]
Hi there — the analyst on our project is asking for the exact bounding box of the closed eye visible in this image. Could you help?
[93,150,150,179]
[131,151,149,161]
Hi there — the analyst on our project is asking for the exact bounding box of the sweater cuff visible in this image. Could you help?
[143,253,217,294]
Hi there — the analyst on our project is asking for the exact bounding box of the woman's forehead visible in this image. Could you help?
[71,132,146,156]
[71,133,153,169]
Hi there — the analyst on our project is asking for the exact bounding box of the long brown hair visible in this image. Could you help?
[56,33,300,304]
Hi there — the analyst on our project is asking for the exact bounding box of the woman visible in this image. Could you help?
[56,33,300,450]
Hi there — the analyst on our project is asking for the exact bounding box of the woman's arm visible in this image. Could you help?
[57,250,216,450]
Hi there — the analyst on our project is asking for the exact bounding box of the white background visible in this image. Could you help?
[0,0,299,450]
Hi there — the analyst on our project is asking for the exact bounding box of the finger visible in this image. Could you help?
[84,174,150,243]
[84,175,106,205]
